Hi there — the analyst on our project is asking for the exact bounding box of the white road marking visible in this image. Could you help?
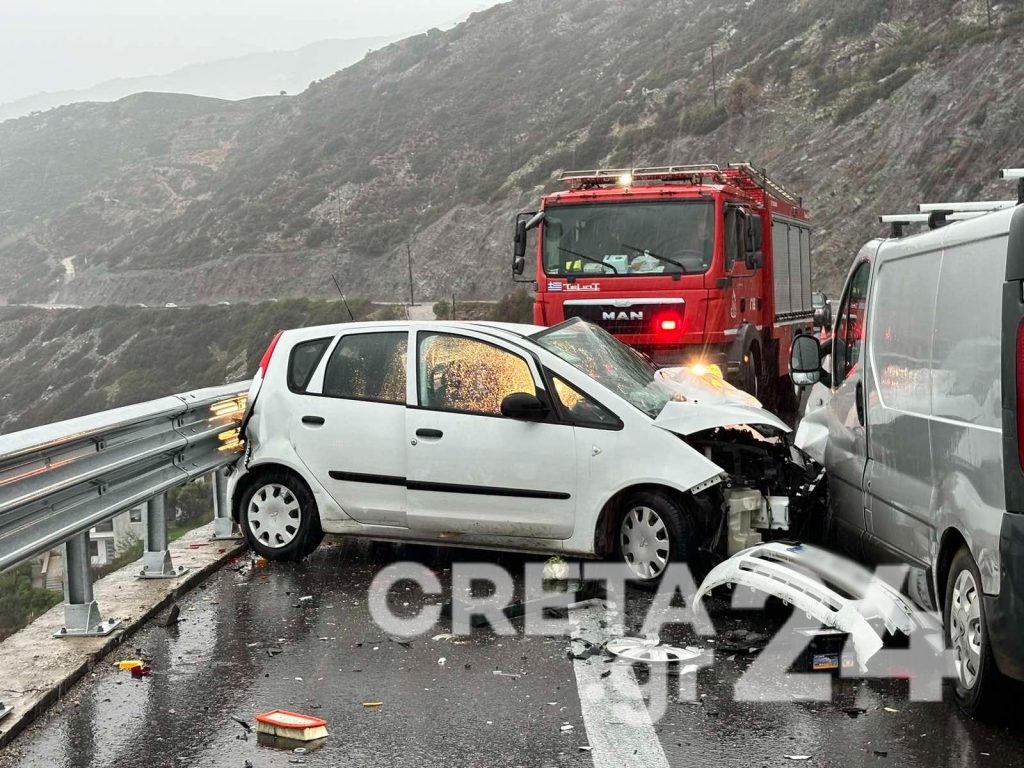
[570,601,669,768]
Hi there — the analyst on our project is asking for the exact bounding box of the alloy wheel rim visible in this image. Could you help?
[949,568,983,690]
[247,483,301,549]
[620,506,670,580]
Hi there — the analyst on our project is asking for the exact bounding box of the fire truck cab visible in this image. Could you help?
[513,163,814,410]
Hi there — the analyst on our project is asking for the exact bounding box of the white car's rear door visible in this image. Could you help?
[293,329,409,527]
[405,329,577,539]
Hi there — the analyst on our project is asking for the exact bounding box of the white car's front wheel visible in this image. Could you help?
[240,470,323,561]
[617,490,695,588]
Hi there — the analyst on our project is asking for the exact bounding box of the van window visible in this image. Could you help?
[833,261,871,384]
[930,239,1004,428]
[323,332,407,404]
[869,254,938,412]
[418,333,536,416]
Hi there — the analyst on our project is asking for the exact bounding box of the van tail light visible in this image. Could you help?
[1017,319,1024,471]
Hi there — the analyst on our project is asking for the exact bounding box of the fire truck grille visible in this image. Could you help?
[562,304,648,335]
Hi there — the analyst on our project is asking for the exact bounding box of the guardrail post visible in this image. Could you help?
[211,468,241,540]
[140,493,188,578]
[54,532,122,638]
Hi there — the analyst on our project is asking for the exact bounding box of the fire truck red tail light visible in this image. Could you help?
[659,319,679,331]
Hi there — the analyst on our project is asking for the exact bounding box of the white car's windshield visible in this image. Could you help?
[530,319,676,418]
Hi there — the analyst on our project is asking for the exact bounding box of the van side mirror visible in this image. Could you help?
[744,215,763,269]
[790,333,829,387]
[500,392,549,422]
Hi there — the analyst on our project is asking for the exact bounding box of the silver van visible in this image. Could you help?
[789,202,1024,715]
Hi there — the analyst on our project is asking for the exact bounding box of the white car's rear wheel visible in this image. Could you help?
[617,490,695,588]
[240,470,323,561]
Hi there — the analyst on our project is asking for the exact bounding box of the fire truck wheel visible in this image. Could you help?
[741,347,763,402]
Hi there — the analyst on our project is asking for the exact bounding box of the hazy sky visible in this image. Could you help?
[0,0,494,104]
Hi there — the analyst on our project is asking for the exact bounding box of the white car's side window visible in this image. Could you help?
[550,375,620,429]
[322,332,407,404]
[417,333,536,416]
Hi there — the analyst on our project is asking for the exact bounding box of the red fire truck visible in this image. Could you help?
[512,163,814,409]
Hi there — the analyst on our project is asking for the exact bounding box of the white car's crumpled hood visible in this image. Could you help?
[651,367,791,437]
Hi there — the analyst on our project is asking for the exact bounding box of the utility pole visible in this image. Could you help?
[406,240,415,307]
[709,42,718,108]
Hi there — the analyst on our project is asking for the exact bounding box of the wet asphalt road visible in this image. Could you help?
[2,539,1023,768]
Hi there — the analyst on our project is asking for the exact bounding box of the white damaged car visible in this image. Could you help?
[227,318,824,584]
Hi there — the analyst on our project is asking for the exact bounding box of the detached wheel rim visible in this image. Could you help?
[950,569,983,690]
[247,483,301,549]
[620,506,669,580]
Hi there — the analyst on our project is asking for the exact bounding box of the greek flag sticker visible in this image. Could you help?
[548,281,562,292]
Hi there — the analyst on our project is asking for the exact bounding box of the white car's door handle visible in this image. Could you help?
[415,428,443,439]
[302,415,325,426]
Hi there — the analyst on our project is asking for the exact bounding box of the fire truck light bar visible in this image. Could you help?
[559,165,725,185]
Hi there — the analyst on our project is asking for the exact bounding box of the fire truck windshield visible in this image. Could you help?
[531,319,676,418]
[542,200,713,278]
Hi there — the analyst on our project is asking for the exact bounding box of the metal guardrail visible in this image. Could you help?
[0,382,249,636]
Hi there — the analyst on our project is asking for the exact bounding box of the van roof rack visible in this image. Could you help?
[1002,169,1024,204]
[918,200,1016,213]
[879,211,986,238]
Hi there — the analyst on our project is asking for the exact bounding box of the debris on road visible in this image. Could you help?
[117,659,144,670]
[842,707,867,719]
[605,636,702,665]
[784,756,812,761]
[694,542,917,669]
[130,665,153,679]
[362,702,383,709]
[231,716,252,732]
[883,707,900,713]
[438,657,446,666]
[492,670,522,679]
[560,723,574,732]
[163,603,181,627]
[299,595,313,602]
[255,710,328,743]
[386,634,412,648]
[0,701,11,722]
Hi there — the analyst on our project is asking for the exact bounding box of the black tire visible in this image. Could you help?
[739,345,767,405]
[944,546,1007,717]
[615,489,697,590]
[239,469,323,561]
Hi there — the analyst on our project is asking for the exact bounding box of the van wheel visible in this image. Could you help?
[616,490,696,589]
[240,470,323,561]
[944,546,1006,717]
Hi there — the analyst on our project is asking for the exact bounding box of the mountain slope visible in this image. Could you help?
[0,37,394,123]
[2,0,1023,307]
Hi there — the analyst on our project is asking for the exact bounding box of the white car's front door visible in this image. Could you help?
[292,329,409,527]
[405,330,577,539]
